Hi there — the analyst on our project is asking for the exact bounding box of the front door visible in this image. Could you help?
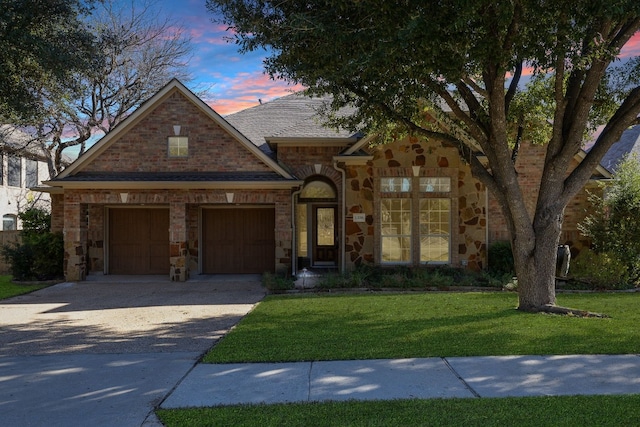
[313,206,337,266]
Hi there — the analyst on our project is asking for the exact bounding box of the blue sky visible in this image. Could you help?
[157,0,302,115]
[140,0,640,116]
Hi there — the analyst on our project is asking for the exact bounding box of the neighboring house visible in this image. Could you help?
[0,125,51,230]
[36,79,620,281]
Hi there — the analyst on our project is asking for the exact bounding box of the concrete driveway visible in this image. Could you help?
[0,275,265,426]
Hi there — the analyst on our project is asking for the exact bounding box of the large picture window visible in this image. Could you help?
[26,159,38,188]
[379,175,452,265]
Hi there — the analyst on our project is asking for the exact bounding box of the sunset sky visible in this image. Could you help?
[157,0,640,116]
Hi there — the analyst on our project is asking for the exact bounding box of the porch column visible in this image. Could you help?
[275,192,292,274]
[63,200,88,281]
[169,197,189,281]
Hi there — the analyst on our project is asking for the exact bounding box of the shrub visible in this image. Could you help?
[569,249,631,290]
[579,155,640,283]
[262,272,294,291]
[2,208,64,281]
[488,241,515,275]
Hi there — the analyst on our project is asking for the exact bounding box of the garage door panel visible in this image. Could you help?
[109,209,169,275]
[203,208,274,274]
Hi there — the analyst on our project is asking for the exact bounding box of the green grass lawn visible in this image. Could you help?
[162,291,640,426]
[156,394,640,427]
[0,275,50,300]
[203,292,640,363]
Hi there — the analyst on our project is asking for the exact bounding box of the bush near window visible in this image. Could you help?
[488,241,515,276]
[2,207,64,281]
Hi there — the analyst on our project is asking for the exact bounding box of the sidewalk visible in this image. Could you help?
[161,354,640,408]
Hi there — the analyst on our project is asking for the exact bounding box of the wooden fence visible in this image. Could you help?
[0,230,21,274]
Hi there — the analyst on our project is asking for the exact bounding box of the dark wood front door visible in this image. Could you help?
[203,208,275,274]
[109,208,169,274]
[313,206,337,265]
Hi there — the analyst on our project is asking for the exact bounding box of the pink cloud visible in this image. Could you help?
[205,72,304,115]
[620,32,640,57]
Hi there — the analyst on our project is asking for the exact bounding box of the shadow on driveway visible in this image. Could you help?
[0,276,266,356]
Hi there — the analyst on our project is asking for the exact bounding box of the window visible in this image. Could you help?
[296,204,308,257]
[420,199,451,263]
[168,136,188,157]
[381,199,412,263]
[3,214,16,230]
[8,156,21,187]
[300,179,336,199]
[420,177,451,193]
[379,175,452,264]
[26,159,38,188]
[381,177,411,192]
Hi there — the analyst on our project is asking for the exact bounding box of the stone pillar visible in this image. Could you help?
[275,191,292,274]
[63,199,88,281]
[169,197,189,281]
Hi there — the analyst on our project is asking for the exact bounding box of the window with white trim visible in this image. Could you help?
[419,199,450,263]
[381,199,412,263]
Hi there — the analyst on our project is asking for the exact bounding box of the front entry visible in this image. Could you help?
[313,206,337,265]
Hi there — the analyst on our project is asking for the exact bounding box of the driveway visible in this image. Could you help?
[0,275,265,426]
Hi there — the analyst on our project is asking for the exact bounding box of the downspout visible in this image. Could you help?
[291,188,302,276]
[333,160,346,273]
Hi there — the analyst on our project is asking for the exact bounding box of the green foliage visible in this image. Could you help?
[579,155,640,283]
[0,0,95,121]
[488,241,515,275]
[569,249,631,290]
[2,208,64,281]
[262,272,294,291]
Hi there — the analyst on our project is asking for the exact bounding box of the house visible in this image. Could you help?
[0,125,51,230]
[38,79,616,281]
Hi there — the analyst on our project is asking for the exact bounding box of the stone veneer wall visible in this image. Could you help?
[487,141,598,256]
[343,136,487,270]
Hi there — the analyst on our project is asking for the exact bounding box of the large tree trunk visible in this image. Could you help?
[513,224,560,311]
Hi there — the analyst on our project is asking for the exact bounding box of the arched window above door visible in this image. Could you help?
[299,178,337,201]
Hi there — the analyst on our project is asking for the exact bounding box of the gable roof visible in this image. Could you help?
[599,125,640,173]
[225,93,360,154]
[53,79,295,181]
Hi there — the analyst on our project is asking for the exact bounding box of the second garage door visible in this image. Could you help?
[109,208,169,275]
[202,208,275,274]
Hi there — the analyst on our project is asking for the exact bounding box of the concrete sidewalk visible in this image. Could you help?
[161,354,640,408]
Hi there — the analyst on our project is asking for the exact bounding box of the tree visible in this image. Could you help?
[23,0,193,176]
[207,0,640,312]
[579,154,640,282]
[0,0,95,122]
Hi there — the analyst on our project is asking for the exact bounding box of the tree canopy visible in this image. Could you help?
[208,0,640,311]
[0,0,95,122]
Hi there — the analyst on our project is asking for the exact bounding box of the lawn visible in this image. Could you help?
[156,394,640,427]
[0,275,50,300]
[161,291,640,426]
[203,291,640,363]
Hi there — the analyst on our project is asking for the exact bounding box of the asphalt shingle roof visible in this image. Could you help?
[599,125,640,173]
[224,93,358,155]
